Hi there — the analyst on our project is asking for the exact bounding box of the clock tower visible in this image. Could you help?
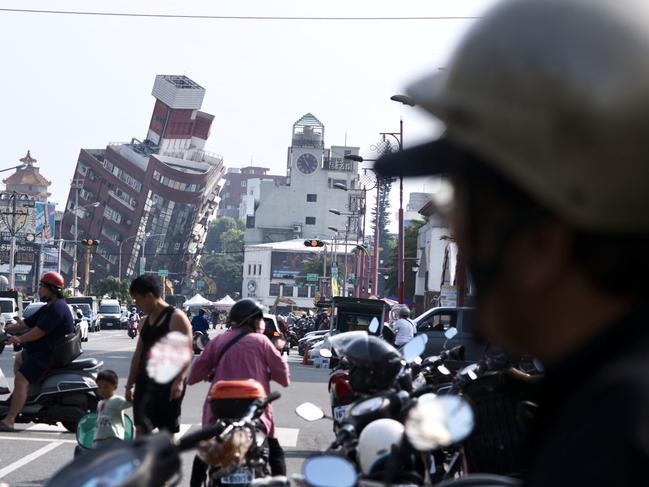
[287,113,325,183]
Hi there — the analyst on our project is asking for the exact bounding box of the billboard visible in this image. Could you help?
[270,251,320,279]
[0,200,56,242]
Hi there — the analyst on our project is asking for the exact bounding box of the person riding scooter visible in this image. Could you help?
[0,272,76,431]
[127,308,140,339]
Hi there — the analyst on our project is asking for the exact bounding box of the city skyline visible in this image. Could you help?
[0,0,496,232]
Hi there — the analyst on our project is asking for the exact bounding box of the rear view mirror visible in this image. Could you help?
[319,348,332,358]
[405,395,475,451]
[368,317,380,334]
[444,327,458,340]
[296,402,325,422]
[402,334,428,363]
[303,455,357,487]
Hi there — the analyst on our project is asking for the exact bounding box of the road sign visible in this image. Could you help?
[306,273,318,282]
[158,269,169,277]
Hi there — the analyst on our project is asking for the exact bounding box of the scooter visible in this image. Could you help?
[127,315,138,339]
[193,330,210,354]
[0,333,103,432]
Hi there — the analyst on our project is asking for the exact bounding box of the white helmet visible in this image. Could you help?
[357,418,404,475]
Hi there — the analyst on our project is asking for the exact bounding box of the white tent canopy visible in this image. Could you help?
[213,295,236,308]
[184,293,213,308]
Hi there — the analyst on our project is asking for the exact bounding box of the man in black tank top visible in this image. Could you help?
[125,276,193,438]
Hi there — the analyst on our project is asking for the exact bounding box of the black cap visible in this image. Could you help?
[373,137,468,178]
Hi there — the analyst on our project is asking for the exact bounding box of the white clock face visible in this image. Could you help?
[296,153,319,175]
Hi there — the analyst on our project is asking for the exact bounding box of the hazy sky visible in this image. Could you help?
[0,0,497,231]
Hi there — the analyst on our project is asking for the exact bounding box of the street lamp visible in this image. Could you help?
[390,94,417,107]
[72,199,100,295]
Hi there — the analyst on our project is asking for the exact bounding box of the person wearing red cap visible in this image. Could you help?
[0,272,75,431]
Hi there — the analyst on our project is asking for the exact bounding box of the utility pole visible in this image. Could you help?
[71,179,84,296]
[0,192,31,289]
[81,239,99,296]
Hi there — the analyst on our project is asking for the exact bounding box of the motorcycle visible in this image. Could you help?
[46,331,286,487]
[193,330,210,354]
[0,332,102,432]
[127,315,138,339]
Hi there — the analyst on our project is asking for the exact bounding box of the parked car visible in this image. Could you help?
[22,302,88,342]
[413,306,485,362]
[74,303,98,332]
[0,297,20,324]
[96,299,122,329]
[70,305,89,342]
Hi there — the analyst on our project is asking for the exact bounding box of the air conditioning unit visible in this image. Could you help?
[293,225,302,233]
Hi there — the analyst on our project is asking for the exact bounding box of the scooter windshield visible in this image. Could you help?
[328,331,399,367]
[327,331,368,357]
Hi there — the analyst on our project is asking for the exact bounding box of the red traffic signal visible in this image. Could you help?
[81,239,100,247]
[304,239,324,248]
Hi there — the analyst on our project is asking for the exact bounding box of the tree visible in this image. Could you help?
[93,276,130,303]
[201,254,243,297]
[221,227,245,253]
[204,217,245,253]
[201,221,246,296]
[384,220,425,301]
[370,177,394,296]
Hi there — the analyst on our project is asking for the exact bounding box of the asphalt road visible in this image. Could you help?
[0,327,333,486]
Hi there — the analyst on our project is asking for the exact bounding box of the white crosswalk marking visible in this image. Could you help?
[275,427,299,447]
[19,423,300,447]
[25,422,68,433]
[177,423,192,438]
[0,441,64,478]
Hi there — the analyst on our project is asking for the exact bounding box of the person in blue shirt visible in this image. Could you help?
[191,309,210,334]
[0,272,75,431]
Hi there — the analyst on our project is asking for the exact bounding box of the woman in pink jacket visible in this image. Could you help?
[187,299,290,486]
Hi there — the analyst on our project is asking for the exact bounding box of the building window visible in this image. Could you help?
[248,264,251,275]
[269,283,280,296]
[103,206,123,224]
[297,286,309,298]
[258,264,262,275]
[281,285,294,297]
[241,180,247,187]
[306,194,317,202]
[305,217,316,225]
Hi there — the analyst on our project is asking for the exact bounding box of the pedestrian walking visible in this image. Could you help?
[124,275,192,438]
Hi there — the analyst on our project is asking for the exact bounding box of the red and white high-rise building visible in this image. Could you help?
[61,75,225,291]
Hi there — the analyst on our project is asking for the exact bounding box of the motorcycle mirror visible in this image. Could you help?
[368,317,380,334]
[444,327,458,340]
[319,348,332,358]
[295,402,325,422]
[460,363,479,381]
[437,365,451,376]
[405,395,475,452]
[303,455,357,487]
[402,334,428,363]
[146,331,192,384]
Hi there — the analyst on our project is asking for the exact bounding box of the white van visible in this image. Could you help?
[97,299,122,329]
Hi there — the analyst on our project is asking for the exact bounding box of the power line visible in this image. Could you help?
[0,7,479,22]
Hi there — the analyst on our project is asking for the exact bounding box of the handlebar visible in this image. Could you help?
[178,391,282,451]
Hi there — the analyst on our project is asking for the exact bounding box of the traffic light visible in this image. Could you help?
[304,239,324,248]
[81,239,100,247]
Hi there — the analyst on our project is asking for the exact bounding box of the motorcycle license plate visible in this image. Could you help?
[333,405,351,422]
[220,468,253,484]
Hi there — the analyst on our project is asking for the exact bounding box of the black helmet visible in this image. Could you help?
[344,335,402,393]
[228,299,264,328]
